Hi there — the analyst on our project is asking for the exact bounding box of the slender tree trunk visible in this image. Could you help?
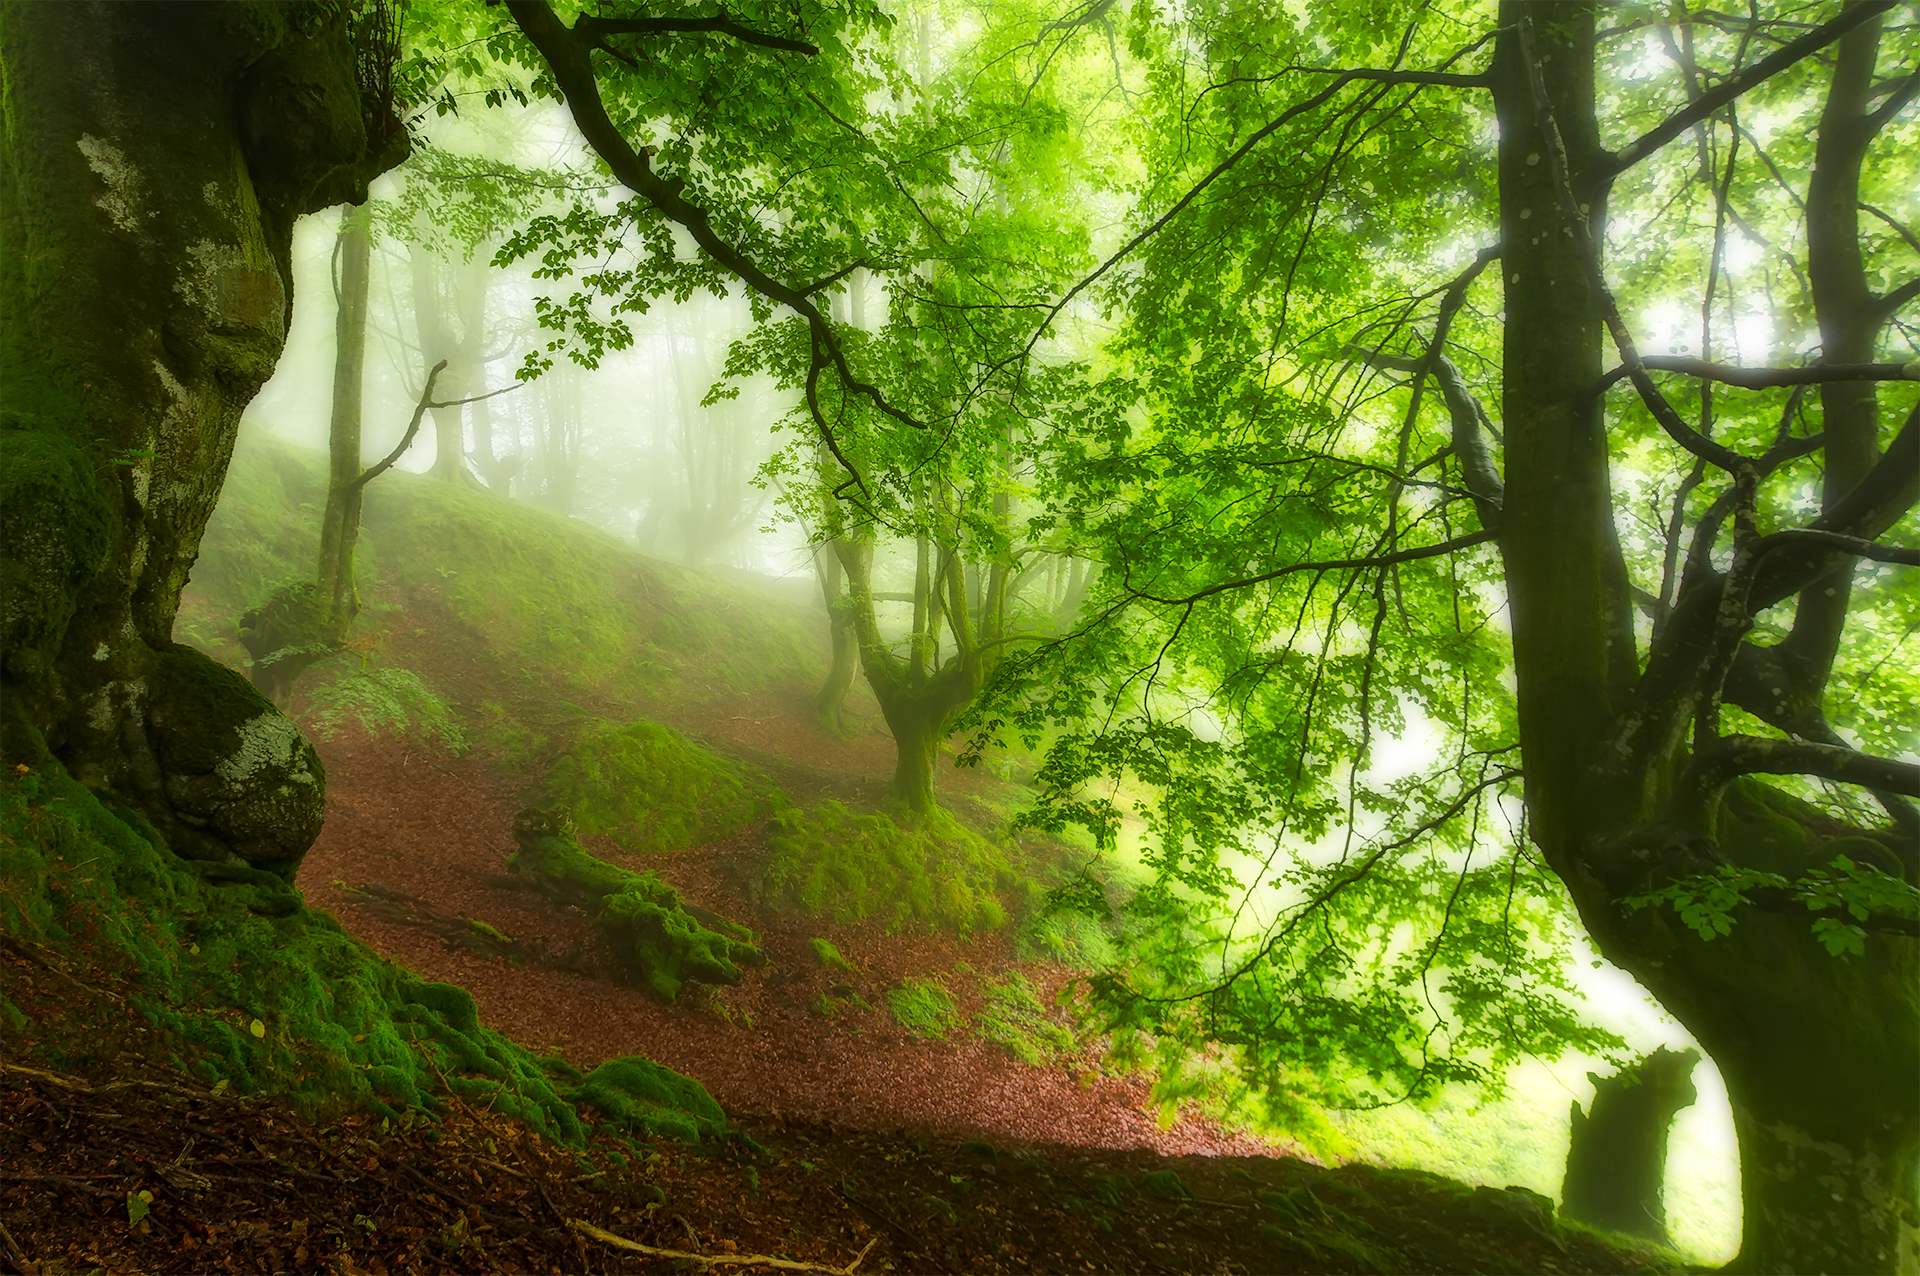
[813,543,858,736]
[316,201,371,641]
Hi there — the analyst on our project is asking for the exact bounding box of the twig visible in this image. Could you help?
[0,1212,30,1275]
[0,1062,252,1104]
[571,1219,877,1274]
[0,1170,123,1199]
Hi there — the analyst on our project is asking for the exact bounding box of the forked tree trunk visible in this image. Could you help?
[316,200,372,641]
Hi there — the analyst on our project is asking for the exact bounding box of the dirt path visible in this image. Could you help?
[299,722,1286,1160]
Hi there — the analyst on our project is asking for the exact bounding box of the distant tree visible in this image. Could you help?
[1561,1047,1700,1245]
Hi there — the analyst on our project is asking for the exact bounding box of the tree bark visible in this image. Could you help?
[0,1,404,873]
[812,543,858,736]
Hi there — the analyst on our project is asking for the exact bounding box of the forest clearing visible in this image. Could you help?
[2,1,1914,1273]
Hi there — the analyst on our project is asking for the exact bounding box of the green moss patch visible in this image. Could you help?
[0,718,724,1147]
[808,937,856,972]
[542,719,774,855]
[303,665,469,754]
[974,971,1074,1066]
[756,801,1024,934]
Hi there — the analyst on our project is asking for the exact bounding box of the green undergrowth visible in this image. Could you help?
[755,800,1032,934]
[974,970,1074,1066]
[885,976,961,1040]
[543,719,775,855]
[808,937,856,971]
[0,722,726,1148]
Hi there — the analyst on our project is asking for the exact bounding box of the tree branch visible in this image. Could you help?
[1752,528,1919,568]
[1517,13,1752,475]
[1685,733,1920,802]
[1600,0,1897,176]
[574,11,819,56]
[1126,530,1497,608]
[1596,357,1919,392]
[347,360,447,495]
[502,0,915,494]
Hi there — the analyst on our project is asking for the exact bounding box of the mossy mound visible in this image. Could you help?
[756,800,1026,934]
[542,719,774,855]
[0,718,724,1147]
[508,808,765,1002]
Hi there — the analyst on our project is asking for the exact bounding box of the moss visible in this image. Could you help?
[808,937,856,971]
[885,975,961,1040]
[508,809,764,1001]
[0,726,722,1145]
[756,800,1023,934]
[0,426,115,679]
[543,719,774,855]
[144,642,326,876]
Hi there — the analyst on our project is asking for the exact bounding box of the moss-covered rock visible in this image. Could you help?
[542,719,775,856]
[508,808,765,1001]
[144,643,325,877]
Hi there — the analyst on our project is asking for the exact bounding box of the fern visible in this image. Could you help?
[302,668,468,754]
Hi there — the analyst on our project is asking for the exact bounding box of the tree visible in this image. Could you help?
[1,2,406,873]
[966,2,1918,1269]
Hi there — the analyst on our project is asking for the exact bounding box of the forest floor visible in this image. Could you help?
[0,566,1686,1274]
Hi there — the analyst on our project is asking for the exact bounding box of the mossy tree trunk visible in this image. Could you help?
[1491,6,1918,1270]
[834,535,990,815]
[0,2,405,874]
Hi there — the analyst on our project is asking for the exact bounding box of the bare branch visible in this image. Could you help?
[1601,0,1897,176]
[1597,357,1919,392]
[347,360,447,495]
[1287,66,1493,88]
[1753,528,1920,567]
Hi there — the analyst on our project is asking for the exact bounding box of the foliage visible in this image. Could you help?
[755,799,1022,934]
[1627,855,1920,958]
[0,731,721,1144]
[303,666,469,754]
[884,975,960,1040]
[972,970,1073,1066]
[542,719,775,855]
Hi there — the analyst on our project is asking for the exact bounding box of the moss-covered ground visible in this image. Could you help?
[0,719,727,1147]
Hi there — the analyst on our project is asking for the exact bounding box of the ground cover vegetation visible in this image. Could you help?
[3,0,1916,1272]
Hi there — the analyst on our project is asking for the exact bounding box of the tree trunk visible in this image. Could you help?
[1492,7,1919,1269]
[1561,1047,1699,1244]
[316,200,371,642]
[813,543,858,736]
[0,2,403,873]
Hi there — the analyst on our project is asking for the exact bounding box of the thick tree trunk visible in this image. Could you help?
[1492,6,1918,1270]
[0,2,403,873]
